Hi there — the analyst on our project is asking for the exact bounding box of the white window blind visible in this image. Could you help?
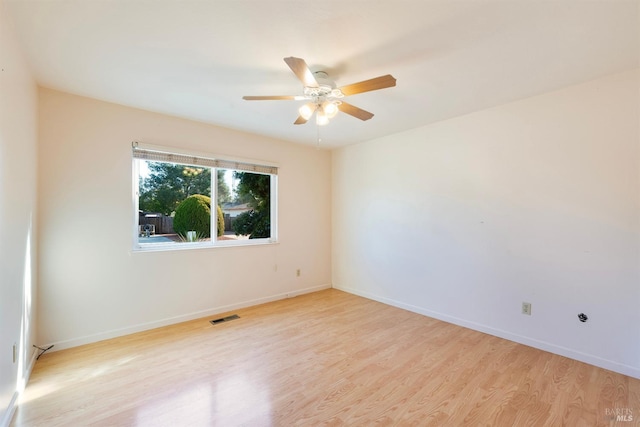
[132,145,278,175]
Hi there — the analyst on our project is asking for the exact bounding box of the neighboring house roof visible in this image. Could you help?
[139,211,163,218]
[222,203,251,214]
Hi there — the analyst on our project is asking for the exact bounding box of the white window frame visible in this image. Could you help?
[132,142,278,252]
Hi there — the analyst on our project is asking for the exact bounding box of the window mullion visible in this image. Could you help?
[212,167,217,243]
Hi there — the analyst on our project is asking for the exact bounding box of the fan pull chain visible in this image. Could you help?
[316,124,321,149]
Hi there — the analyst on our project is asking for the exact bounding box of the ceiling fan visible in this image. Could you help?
[243,57,396,126]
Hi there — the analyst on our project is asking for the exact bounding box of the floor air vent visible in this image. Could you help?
[210,314,240,325]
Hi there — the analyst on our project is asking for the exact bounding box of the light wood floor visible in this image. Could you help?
[12,289,639,426]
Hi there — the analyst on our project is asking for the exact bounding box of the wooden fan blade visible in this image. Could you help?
[339,101,374,121]
[294,115,308,125]
[243,95,302,100]
[339,74,396,96]
[284,57,318,88]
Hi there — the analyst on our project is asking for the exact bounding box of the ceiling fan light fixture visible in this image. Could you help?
[316,109,329,126]
[323,101,339,118]
[299,103,316,120]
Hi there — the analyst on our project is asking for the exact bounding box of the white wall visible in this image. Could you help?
[332,69,640,378]
[37,88,331,349]
[0,1,39,425]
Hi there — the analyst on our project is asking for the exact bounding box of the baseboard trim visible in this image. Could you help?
[335,285,640,380]
[2,348,38,427]
[1,392,18,427]
[45,284,331,352]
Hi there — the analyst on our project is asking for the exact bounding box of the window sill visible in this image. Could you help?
[132,238,278,253]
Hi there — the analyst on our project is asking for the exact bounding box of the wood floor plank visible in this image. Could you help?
[11,289,640,426]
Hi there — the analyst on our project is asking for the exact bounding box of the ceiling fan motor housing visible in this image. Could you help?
[304,71,344,100]
[313,71,334,88]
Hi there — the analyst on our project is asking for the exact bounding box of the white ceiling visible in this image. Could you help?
[6,0,639,148]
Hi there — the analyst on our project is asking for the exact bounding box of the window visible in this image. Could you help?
[132,143,277,250]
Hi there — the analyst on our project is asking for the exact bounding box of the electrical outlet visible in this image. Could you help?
[522,302,532,315]
[296,269,301,277]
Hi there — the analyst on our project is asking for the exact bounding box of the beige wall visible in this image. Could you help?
[332,69,640,378]
[0,0,39,423]
[37,88,332,349]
